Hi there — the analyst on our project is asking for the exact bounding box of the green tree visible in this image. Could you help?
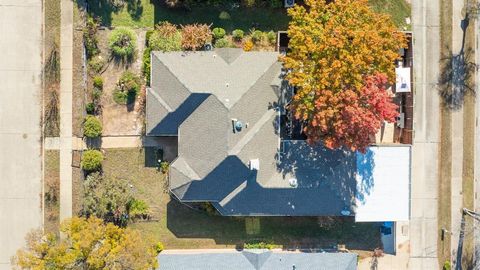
[281,0,405,151]
[12,217,159,270]
[83,115,102,138]
[83,172,132,222]
[81,149,104,171]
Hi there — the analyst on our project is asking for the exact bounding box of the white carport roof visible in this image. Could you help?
[354,146,411,222]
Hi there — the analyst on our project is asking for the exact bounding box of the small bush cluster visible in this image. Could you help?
[232,29,244,41]
[109,27,137,60]
[88,55,105,74]
[215,37,232,48]
[212,27,226,39]
[127,198,150,220]
[81,149,104,171]
[243,40,254,51]
[114,71,141,104]
[83,115,102,138]
[149,22,182,52]
[244,241,274,249]
[84,17,100,59]
[181,23,212,51]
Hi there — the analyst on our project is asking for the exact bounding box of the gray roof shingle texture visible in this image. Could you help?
[149,48,357,216]
[158,250,358,270]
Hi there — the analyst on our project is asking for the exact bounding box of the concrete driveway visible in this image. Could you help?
[0,0,43,269]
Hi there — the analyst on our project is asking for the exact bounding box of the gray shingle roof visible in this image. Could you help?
[149,48,357,216]
[158,250,358,270]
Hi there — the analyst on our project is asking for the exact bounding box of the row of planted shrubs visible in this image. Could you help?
[143,22,278,84]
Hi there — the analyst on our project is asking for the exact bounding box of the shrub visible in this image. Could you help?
[92,88,102,101]
[83,17,100,59]
[114,71,141,104]
[181,24,212,51]
[88,56,105,74]
[218,11,231,20]
[93,76,103,90]
[148,30,182,52]
[244,241,274,249]
[127,198,150,219]
[155,242,164,253]
[232,29,244,41]
[83,115,102,138]
[142,47,152,85]
[269,0,283,8]
[267,31,276,45]
[212,27,226,39]
[83,172,132,222]
[109,27,137,60]
[243,0,256,7]
[86,102,95,114]
[145,30,154,46]
[81,149,104,171]
[160,161,169,174]
[243,40,254,51]
[215,37,231,48]
[251,30,263,43]
[443,260,451,270]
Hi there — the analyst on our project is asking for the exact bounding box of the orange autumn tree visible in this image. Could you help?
[282,0,406,152]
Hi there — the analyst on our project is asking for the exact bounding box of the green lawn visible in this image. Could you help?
[99,148,381,251]
[88,0,410,30]
[368,0,411,29]
[88,0,289,31]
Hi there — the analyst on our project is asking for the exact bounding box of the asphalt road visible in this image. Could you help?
[0,0,43,269]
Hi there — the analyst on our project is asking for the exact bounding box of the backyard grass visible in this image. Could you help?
[99,148,381,252]
[44,150,60,234]
[88,0,410,30]
[368,0,411,29]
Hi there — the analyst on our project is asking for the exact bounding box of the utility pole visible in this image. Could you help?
[455,208,480,270]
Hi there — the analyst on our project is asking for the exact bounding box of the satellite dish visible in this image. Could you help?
[204,43,213,51]
[284,0,295,8]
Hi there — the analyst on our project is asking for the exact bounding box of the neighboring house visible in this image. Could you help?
[158,249,358,270]
[147,48,410,222]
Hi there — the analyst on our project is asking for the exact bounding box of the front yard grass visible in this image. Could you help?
[44,150,60,234]
[99,148,381,252]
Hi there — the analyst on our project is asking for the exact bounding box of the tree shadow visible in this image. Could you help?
[438,13,477,110]
[127,0,143,20]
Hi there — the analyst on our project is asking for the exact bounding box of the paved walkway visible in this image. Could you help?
[0,1,43,269]
[409,0,441,268]
[59,0,73,221]
[45,136,171,150]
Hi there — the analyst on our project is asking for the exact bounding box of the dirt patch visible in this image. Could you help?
[94,28,146,136]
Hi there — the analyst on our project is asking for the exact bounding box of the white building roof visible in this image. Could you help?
[355,146,411,222]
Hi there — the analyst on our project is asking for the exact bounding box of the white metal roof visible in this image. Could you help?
[355,146,411,222]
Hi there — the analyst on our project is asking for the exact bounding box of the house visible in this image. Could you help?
[157,249,358,270]
[147,48,410,222]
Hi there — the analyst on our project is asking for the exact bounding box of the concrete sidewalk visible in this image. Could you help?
[45,136,172,150]
[0,1,43,269]
[409,0,441,268]
[59,0,73,221]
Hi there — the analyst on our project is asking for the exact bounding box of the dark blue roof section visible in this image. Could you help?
[158,250,358,270]
[148,93,210,136]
